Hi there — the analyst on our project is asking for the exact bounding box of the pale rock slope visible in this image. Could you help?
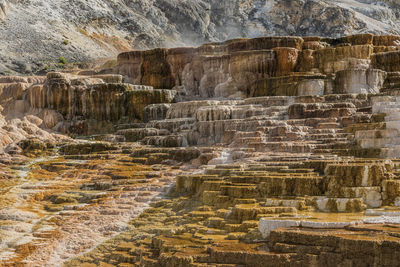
[0,0,399,74]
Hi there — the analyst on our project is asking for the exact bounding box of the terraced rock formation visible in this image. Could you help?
[2,34,400,266]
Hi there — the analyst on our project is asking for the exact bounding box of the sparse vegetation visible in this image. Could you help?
[63,39,69,45]
[100,59,118,69]
[58,56,67,65]
[77,27,89,36]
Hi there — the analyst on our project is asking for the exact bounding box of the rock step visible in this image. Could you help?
[314,141,352,149]
[355,128,399,139]
[313,149,335,154]
[237,137,265,143]
[231,204,297,221]
[227,175,321,185]
[264,198,308,210]
[357,137,400,149]
[313,196,367,212]
[345,122,387,133]
[316,122,340,129]
[115,123,147,130]
[277,168,315,173]
[227,169,319,176]
[214,164,244,169]
[307,133,350,140]
[243,96,293,106]
[309,128,345,134]
[146,118,196,131]
[336,186,382,208]
[223,221,258,232]
[314,138,350,143]
[286,118,336,126]
[232,131,263,138]
[357,106,372,113]
[220,185,258,198]
[291,108,357,120]
[249,141,316,153]
[247,165,289,171]
[141,135,188,147]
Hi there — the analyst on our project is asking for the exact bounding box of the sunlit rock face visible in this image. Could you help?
[22,73,177,134]
[314,44,373,74]
[372,50,400,72]
[32,73,175,120]
[114,34,398,99]
[335,69,386,94]
[115,37,303,98]
[252,75,327,97]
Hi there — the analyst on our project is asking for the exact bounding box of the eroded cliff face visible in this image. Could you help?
[114,33,394,99]
[115,37,304,98]
[2,73,176,135]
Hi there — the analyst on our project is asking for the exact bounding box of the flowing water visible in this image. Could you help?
[208,149,233,165]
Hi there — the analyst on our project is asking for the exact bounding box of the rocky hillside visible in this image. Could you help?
[0,0,400,75]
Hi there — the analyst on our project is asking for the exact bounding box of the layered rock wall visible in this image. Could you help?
[115,34,395,99]
[115,37,303,98]
[2,73,177,136]
[28,78,175,123]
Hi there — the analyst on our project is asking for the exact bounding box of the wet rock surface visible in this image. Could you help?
[65,157,400,267]
[0,143,188,266]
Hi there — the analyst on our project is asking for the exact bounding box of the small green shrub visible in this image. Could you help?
[63,39,69,45]
[58,57,67,65]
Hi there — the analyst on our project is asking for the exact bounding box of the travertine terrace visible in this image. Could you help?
[2,34,400,266]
